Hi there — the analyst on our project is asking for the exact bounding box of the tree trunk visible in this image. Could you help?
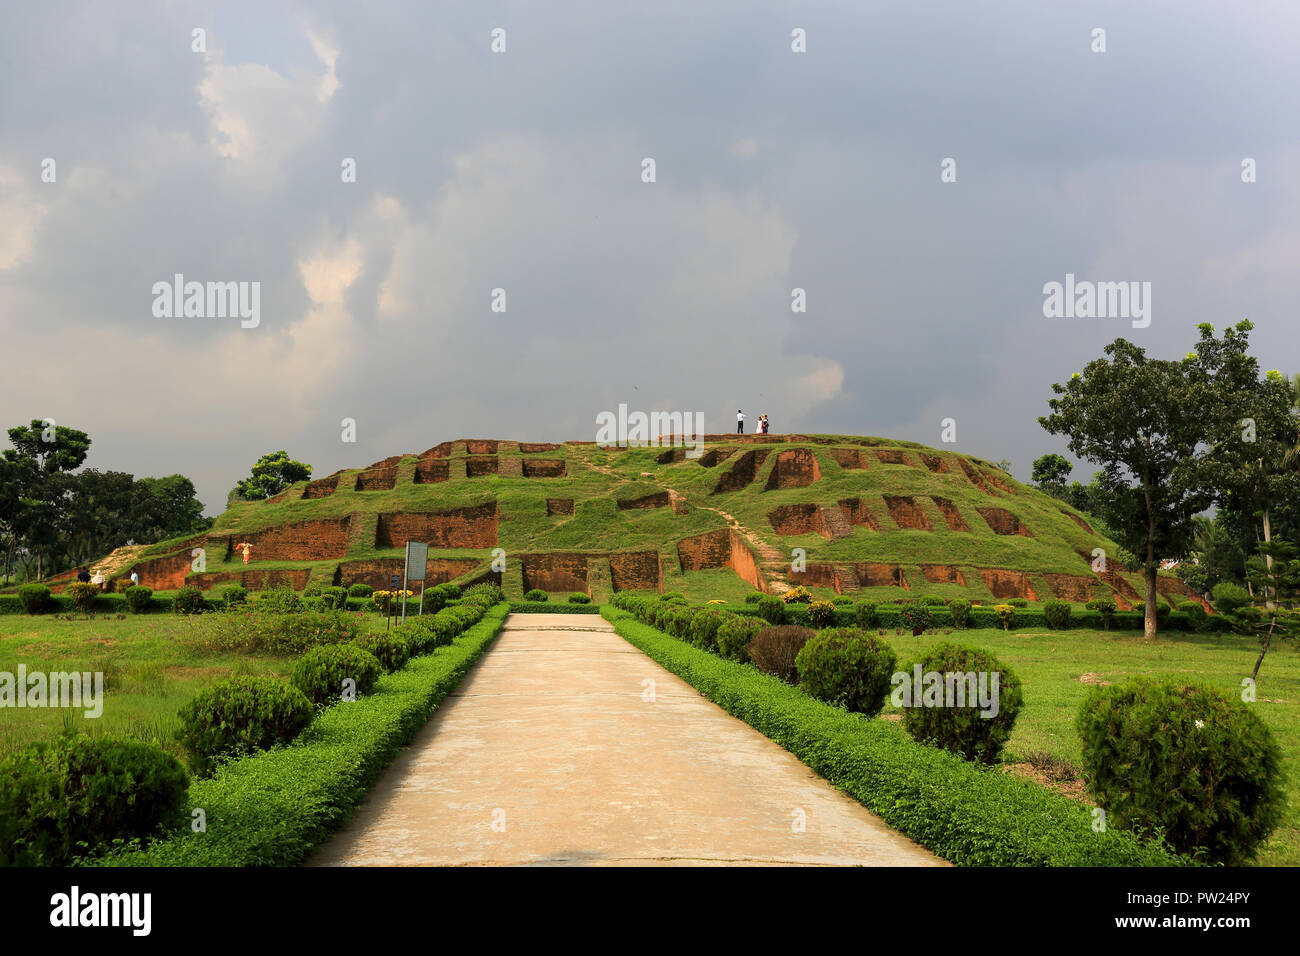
[1142,474,1158,641]
[1262,505,1275,610]
[1251,615,1276,681]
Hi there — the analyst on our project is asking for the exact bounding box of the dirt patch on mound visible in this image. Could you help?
[618,491,670,510]
[982,469,1016,493]
[765,448,821,490]
[466,457,499,477]
[676,528,767,591]
[921,565,967,586]
[376,504,498,549]
[1044,573,1097,603]
[931,496,970,532]
[415,460,449,484]
[919,454,949,473]
[303,474,339,499]
[697,448,735,468]
[609,551,663,591]
[546,498,574,516]
[875,449,913,466]
[838,497,882,531]
[830,448,868,469]
[977,507,1031,536]
[979,569,1037,601]
[1061,510,1094,534]
[522,459,566,478]
[712,449,771,494]
[956,458,990,492]
[884,495,932,531]
[355,467,398,491]
[656,447,687,464]
[519,442,560,453]
[1156,576,1212,612]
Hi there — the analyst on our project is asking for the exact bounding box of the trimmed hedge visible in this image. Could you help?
[508,601,601,614]
[600,607,1185,867]
[95,603,511,866]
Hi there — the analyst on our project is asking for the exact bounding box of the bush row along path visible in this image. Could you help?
[310,613,943,866]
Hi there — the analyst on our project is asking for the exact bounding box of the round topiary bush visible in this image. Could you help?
[1179,600,1208,631]
[66,581,100,615]
[993,604,1016,630]
[1043,599,1072,629]
[795,627,897,716]
[524,589,548,602]
[351,632,411,673]
[0,735,188,865]
[1077,677,1284,865]
[716,616,761,662]
[321,585,348,610]
[747,625,814,683]
[899,643,1023,764]
[782,585,812,604]
[899,604,932,636]
[688,608,731,652]
[1006,598,1028,608]
[172,585,205,615]
[1086,598,1117,630]
[756,594,786,626]
[659,591,685,602]
[568,593,591,604]
[807,600,836,627]
[177,676,314,776]
[222,584,248,608]
[17,583,51,615]
[124,584,153,614]
[744,592,762,604]
[291,645,382,706]
[947,599,971,629]
[854,600,879,629]
[347,583,373,598]
[464,582,503,605]
[920,595,946,606]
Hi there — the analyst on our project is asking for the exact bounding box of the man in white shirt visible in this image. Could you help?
[130,571,139,588]
[737,410,744,434]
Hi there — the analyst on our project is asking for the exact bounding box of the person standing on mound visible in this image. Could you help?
[737,410,745,434]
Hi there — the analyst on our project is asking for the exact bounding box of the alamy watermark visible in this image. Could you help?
[595,404,704,457]
[1042,273,1150,329]
[152,273,260,328]
[890,665,1001,718]
[1,666,104,718]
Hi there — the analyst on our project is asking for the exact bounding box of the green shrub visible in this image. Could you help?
[124,585,153,614]
[1179,601,1209,631]
[716,616,761,662]
[855,600,879,628]
[177,677,313,776]
[389,621,434,656]
[1211,582,1252,632]
[1043,599,1072,629]
[254,587,302,613]
[17,583,51,615]
[1077,678,1284,865]
[67,581,100,614]
[756,594,786,625]
[900,604,932,634]
[568,592,591,604]
[303,585,322,598]
[347,583,373,598]
[222,584,248,608]
[200,610,362,654]
[524,588,548,602]
[747,625,813,683]
[807,600,836,626]
[899,643,1023,764]
[352,633,411,673]
[832,596,853,606]
[1086,599,1117,630]
[291,645,382,706]
[920,595,946,606]
[947,599,971,629]
[795,627,897,716]
[464,582,504,605]
[1006,598,1028,608]
[744,592,762,604]
[173,585,205,615]
[659,591,685,602]
[0,735,188,865]
[687,608,731,652]
[993,604,1016,630]
[320,586,348,610]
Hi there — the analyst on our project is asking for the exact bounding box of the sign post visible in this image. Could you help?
[388,573,400,632]
[402,541,429,625]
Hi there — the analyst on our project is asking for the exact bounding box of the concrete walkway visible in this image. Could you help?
[310,613,945,866]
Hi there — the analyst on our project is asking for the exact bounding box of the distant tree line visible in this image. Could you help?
[0,420,211,584]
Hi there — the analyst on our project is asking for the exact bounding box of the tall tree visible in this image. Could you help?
[1040,337,1216,639]
[231,451,313,501]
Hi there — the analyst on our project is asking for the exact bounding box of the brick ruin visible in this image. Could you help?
[466,457,500,477]
[830,448,869,470]
[884,495,932,531]
[618,491,670,510]
[546,498,575,516]
[919,453,949,473]
[980,568,1038,601]
[214,517,353,562]
[838,497,882,531]
[956,458,991,492]
[303,474,340,499]
[875,449,913,466]
[608,550,663,591]
[976,507,1031,537]
[656,448,686,464]
[697,448,735,468]
[375,504,499,549]
[921,564,967,586]
[765,448,822,490]
[519,442,561,453]
[415,460,449,484]
[520,553,591,594]
[767,504,849,539]
[712,449,771,494]
[420,441,454,459]
[119,550,194,591]
[981,469,1017,494]
[337,557,479,590]
[466,440,499,455]
[1043,573,1098,604]
[192,568,313,592]
[675,528,767,591]
[522,459,567,478]
[853,563,910,589]
[355,467,398,491]
[931,496,971,532]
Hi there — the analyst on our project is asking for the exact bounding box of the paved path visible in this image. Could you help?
[310,614,944,866]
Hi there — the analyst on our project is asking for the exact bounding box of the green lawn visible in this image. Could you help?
[876,623,1300,866]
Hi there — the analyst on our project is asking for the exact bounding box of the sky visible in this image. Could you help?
[2,0,1298,514]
